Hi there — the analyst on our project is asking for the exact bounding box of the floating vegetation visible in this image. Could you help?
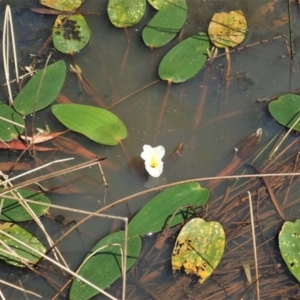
[0,1,300,299]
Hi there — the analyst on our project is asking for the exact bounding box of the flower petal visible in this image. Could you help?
[141,144,153,161]
[153,145,165,160]
[145,161,164,177]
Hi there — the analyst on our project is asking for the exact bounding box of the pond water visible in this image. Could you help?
[1,0,300,299]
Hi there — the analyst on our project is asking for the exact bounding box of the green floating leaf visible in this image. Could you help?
[0,102,24,141]
[208,10,247,48]
[52,14,91,54]
[269,94,300,131]
[39,0,82,12]
[158,32,209,83]
[70,231,142,300]
[13,61,66,116]
[0,222,46,267]
[128,182,209,236]
[172,218,225,283]
[279,219,300,282]
[107,0,146,28]
[147,0,179,10]
[51,104,127,145]
[0,189,51,222]
[142,0,187,48]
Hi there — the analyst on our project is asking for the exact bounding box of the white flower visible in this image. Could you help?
[141,145,165,177]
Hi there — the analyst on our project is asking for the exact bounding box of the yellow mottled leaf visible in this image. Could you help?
[172,218,225,283]
[208,10,247,48]
[40,0,82,12]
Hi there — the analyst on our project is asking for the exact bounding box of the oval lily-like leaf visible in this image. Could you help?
[208,10,247,48]
[158,32,209,83]
[0,222,46,267]
[0,102,24,141]
[0,188,51,222]
[128,182,209,236]
[147,0,179,10]
[172,218,225,283]
[142,0,187,48]
[70,231,142,300]
[39,0,82,12]
[13,61,66,116]
[279,219,300,282]
[52,14,90,54]
[51,104,127,145]
[107,0,146,28]
[269,94,300,132]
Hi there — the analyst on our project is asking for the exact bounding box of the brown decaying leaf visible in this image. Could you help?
[20,130,68,144]
[53,136,117,171]
[57,93,73,104]
[0,140,57,151]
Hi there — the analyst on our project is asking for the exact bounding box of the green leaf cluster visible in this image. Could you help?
[70,182,210,299]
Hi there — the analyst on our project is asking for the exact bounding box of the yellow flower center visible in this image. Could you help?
[150,156,159,168]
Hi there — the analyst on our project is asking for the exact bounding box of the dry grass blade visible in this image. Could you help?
[0,116,25,129]
[0,290,5,300]
[269,114,300,160]
[248,191,260,300]
[2,5,19,106]
[0,279,42,298]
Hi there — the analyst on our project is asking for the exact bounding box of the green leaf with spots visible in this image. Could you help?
[0,222,46,267]
[279,219,300,282]
[128,182,209,236]
[147,0,181,10]
[142,0,187,48]
[13,61,66,116]
[107,0,146,28]
[51,104,127,145]
[158,32,209,83]
[172,218,225,283]
[0,188,51,222]
[269,94,300,132]
[39,0,82,12]
[70,231,142,300]
[0,102,24,141]
[52,14,90,54]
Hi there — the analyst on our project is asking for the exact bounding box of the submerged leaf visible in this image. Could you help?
[0,222,46,267]
[51,104,127,145]
[128,182,209,236]
[13,61,66,116]
[158,32,209,83]
[0,103,24,141]
[208,10,247,48]
[70,231,142,300]
[142,0,187,48]
[39,0,82,12]
[268,94,300,131]
[0,188,51,222]
[52,14,90,54]
[107,0,146,28]
[172,218,225,283]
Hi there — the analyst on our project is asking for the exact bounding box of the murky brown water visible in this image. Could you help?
[1,0,300,299]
